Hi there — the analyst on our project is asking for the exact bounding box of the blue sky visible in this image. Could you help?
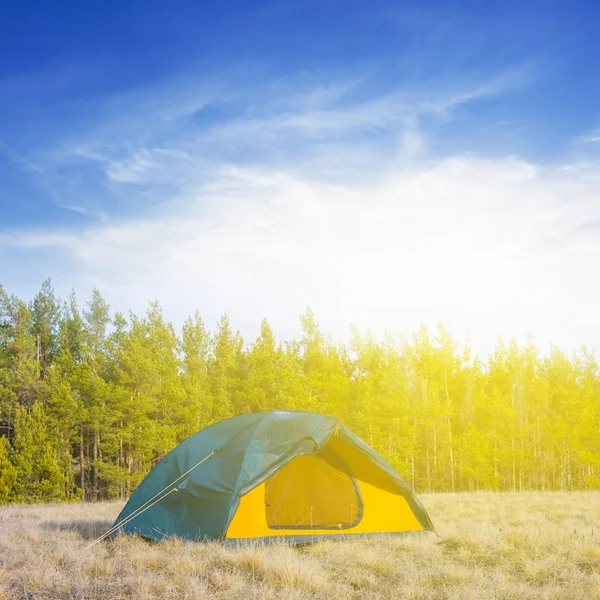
[2,0,600,353]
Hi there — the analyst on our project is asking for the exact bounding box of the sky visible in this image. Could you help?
[1,0,600,355]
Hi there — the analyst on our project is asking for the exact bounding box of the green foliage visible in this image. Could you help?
[180,311,211,434]
[11,403,74,502]
[30,278,60,373]
[0,436,17,503]
[0,279,599,504]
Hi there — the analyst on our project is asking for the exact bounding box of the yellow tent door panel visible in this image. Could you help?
[264,455,361,529]
[226,460,423,540]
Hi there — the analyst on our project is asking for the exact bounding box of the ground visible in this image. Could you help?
[0,492,599,599]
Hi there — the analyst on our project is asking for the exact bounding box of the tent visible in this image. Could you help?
[109,410,433,545]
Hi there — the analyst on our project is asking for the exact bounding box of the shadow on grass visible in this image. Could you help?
[40,519,114,541]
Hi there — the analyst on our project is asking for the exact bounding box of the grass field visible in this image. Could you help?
[0,492,599,599]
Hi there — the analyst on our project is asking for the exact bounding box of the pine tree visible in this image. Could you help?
[245,318,282,413]
[11,403,70,502]
[180,311,211,434]
[0,287,19,439]
[112,302,185,494]
[59,290,84,363]
[2,295,39,408]
[299,307,328,412]
[30,279,60,374]
[0,436,17,503]
[209,314,242,422]
[79,289,113,500]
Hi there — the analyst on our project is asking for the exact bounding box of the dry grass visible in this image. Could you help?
[1,492,599,599]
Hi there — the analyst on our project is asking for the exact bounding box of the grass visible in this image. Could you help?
[1,492,599,599]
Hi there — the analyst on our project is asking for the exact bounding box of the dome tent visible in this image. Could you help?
[109,410,433,545]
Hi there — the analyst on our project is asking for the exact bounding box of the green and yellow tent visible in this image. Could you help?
[110,410,433,545]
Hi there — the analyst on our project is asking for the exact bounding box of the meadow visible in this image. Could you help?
[1,492,599,600]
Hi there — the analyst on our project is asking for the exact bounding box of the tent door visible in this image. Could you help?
[264,454,363,530]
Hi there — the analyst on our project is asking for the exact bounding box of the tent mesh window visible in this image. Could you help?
[265,454,362,530]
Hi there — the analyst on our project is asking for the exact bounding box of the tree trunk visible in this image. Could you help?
[126,454,133,496]
[432,427,437,492]
[79,425,85,500]
[98,434,103,499]
[119,429,124,499]
[93,429,99,501]
[426,442,430,492]
[493,442,498,491]
[512,438,517,492]
[411,413,417,491]
[520,438,524,492]
[444,371,455,493]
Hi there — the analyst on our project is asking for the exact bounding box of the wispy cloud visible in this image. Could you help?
[0,138,43,175]
[575,128,600,144]
[47,64,528,187]
[59,204,109,224]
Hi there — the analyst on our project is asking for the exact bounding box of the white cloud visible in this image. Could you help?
[4,65,599,354]
[3,153,600,354]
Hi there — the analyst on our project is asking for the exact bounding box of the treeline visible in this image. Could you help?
[0,279,598,504]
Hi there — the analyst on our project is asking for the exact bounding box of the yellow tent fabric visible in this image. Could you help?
[227,463,424,541]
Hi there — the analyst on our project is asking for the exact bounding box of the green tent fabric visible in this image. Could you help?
[110,410,434,543]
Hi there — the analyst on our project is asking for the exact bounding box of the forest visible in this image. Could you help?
[0,279,598,504]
